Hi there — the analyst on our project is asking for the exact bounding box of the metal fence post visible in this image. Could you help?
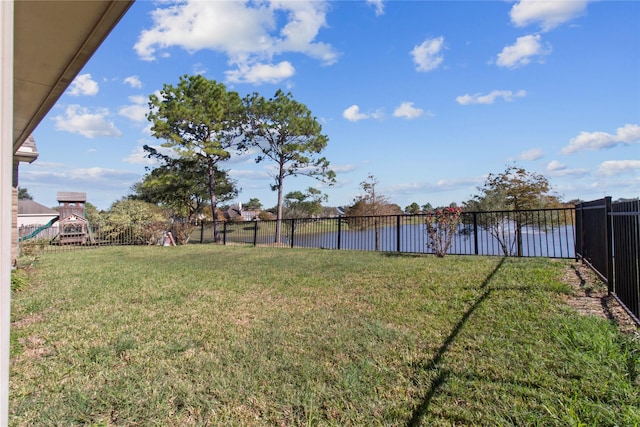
[290,219,295,248]
[337,216,342,250]
[473,212,479,255]
[396,215,401,252]
[605,196,613,293]
[222,221,227,245]
[253,220,258,246]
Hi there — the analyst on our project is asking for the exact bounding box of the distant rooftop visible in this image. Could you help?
[57,192,87,203]
[18,200,57,216]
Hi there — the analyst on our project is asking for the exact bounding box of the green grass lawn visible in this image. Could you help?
[9,246,640,426]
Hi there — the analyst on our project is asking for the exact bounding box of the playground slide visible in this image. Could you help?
[19,216,59,242]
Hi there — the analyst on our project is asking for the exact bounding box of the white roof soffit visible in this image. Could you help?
[13,0,134,152]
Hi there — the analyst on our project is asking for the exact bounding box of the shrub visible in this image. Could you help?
[425,207,463,257]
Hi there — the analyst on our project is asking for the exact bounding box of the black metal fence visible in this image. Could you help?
[576,197,640,324]
[193,208,576,258]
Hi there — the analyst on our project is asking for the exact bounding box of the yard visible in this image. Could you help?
[9,246,640,426]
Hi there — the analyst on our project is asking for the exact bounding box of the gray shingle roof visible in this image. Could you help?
[18,200,58,216]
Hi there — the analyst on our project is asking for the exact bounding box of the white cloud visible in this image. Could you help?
[510,0,589,32]
[456,89,527,105]
[388,175,484,196]
[118,95,149,123]
[367,0,384,16]
[597,160,640,176]
[123,75,142,89]
[226,61,295,85]
[496,34,550,69]
[122,146,158,166]
[53,105,122,138]
[134,1,337,85]
[518,148,543,161]
[547,160,565,171]
[562,124,640,154]
[331,164,358,173]
[545,160,588,177]
[193,63,207,75]
[21,166,140,190]
[342,105,383,122]
[68,73,99,96]
[411,36,445,72]
[228,169,271,181]
[393,102,425,119]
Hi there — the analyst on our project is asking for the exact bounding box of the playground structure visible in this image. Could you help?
[56,192,94,245]
[19,192,95,245]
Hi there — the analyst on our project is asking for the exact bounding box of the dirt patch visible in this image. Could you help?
[563,262,638,335]
[11,313,44,329]
[18,335,53,360]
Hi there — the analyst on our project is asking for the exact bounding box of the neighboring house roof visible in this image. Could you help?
[14,134,39,163]
[18,200,58,216]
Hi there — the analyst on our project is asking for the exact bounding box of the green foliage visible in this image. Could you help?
[467,165,559,212]
[19,239,48,257]
[243,198,263,211]
[132,145,238,244]
[101,199,168,244]
[244,89,335,242]
[405,202,421,214]
[83,202,103,225]
[17,187,32,200]
[11,269,29,292]
[283,187,327,218]
[148,74,245,242]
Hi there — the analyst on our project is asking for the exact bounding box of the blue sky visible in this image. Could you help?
[22,0,640,211]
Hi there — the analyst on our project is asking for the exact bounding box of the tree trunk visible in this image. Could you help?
[207,160,220,243]
[274,167,285,244]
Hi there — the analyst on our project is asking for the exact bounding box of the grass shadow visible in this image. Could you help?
[381,252,429,259]
[406,257,506,427]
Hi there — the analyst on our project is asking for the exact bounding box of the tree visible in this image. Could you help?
[84,202,103,225]
[243,198,263,211]
[464,165,561,256]
[147,74,244,242]
[244,89,335,243]
[405,202,421,215]
[346,175,401,251]
[283,187,328,218]
[132,145,238,243]
[421,202,433,213]
[17,187,32,200]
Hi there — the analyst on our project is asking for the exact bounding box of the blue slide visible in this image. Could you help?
[19,216,59,242]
